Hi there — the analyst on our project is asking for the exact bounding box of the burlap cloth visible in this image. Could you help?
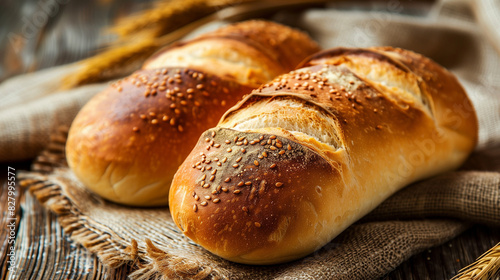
[4,0,500,279]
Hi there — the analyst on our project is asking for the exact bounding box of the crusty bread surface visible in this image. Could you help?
[65,20,320,206]
[169,47,478,264]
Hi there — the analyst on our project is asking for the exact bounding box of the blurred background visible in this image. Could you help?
[0,0,156,81]
[0,0,437,82]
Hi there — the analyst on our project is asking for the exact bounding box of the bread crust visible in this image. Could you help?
[66,20,320,206]
[66,68,253,206]
[169,47,478,263]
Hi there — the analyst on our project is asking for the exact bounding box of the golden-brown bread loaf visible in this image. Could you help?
[65,20,320,207]
[169,47,478,264]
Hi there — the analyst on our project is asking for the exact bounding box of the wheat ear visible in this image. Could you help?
[453,243,500,280]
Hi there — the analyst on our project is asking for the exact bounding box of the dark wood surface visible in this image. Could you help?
[1,162,499,280]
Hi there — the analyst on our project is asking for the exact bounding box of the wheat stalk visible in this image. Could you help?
[61,0,254,88]
[61,0,331,88]
[453,243,500,280]
[110,0,251,39]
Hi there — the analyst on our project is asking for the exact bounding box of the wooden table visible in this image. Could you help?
[1,161,499,279]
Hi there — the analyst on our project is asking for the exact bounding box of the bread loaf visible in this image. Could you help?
[169,47,478,264]
[65,20,320,206]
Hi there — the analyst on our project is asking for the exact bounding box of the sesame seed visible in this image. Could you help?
[178,125,183,132]
[243,139,248,145]
[216,185,222,191]
[162,115,169,121]
[279,150,285,155]
[201,174,206,180]
[276,142,283,148]
[196,84,204,89]
[170,118,176,126]
[258,155,263,159]
[222,157,227,163]
[233,190,241,194]
[217,162,222,166]
[212,190,217,194]
[254,222,261,228]
[224,177,231,183]
[236,157,242,163]
[222,188,228,192]
[287,144,292,150]
[205,195,211,200]
[242,206,248,212]
[140,114,147,119]
[237,181,244,187]
[225,140,231,144]
[241,148,246,153]
[233,164,239,168]
[187,88,194,94]
[211,131,216,137]
[270,163,277,169]
[132,127,140,132]
[203,184,210,188]
[270,146,277,151]
[245,181,252,186]
[276,182,283,187]
[262,152,268,158]
[206,166,212,170]
[254,160,259,166]
[376,125,383,129]
[201,201,207,206]
[213,198,220,203]
[227,148,232,152]
[194,195,199,201]
[193,204,198,212]
[211,169,217,175]
[214,144,221,148]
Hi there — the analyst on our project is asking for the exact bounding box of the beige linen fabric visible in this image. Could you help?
[5,0,500,279]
